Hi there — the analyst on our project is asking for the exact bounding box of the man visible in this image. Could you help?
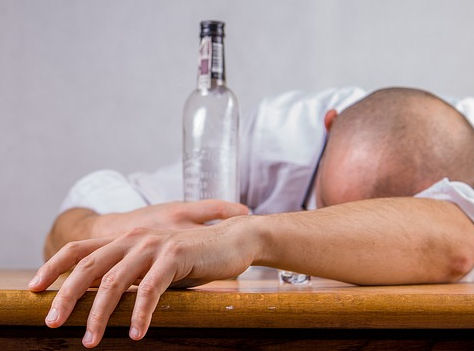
[31,87,474,348]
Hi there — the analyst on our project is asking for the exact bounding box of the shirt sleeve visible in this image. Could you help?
[414,178,474,282]
[238,108,258,207]
[59,108,255,215]
[127,161,183,205]
[415,178,474,222]
[59,170,148,215]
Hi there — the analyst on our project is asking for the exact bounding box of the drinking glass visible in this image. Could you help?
[279,270,311,285]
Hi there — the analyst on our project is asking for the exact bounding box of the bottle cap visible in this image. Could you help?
[200,20,225,38]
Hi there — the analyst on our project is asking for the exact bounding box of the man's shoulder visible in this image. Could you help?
[257,87,367,115]
[243,88,368,213]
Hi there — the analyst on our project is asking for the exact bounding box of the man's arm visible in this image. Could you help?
[44,208,99,261]
[31,197,473,348]
[257,197,474,284]
[43,200,249,261]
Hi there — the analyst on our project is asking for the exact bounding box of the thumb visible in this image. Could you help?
[184,199,249,223]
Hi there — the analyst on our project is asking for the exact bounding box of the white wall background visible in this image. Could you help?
[1,0,473,268]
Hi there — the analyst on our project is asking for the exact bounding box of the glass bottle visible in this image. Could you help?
[183,21,239,203]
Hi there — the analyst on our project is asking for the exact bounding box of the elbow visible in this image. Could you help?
[444,251,473,282]
[43,230,55,262]
[440,217,474,283]
[43,217,61,262]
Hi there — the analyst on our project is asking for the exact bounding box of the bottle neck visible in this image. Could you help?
[197,35,226,90]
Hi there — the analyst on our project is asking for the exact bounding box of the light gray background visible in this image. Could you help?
[1,0,473,268]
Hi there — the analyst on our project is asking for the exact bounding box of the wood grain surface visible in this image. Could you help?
[1,269,474,329]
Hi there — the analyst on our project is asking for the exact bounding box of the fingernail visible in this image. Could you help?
[45,308,59,322]
[28,275,41,288]
[129,326,140,339]
[83,330,93,345]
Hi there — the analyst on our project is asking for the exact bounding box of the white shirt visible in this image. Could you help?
[60,87,474,280]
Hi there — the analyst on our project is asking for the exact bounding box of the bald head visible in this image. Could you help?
[316,87,474,207]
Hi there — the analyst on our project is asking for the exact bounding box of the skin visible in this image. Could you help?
[316,109,381,207]
[44,200,249,260]
[30,198,474,348]
[33,97,474,348]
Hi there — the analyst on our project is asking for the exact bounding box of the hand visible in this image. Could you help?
[29,215,263,348]
[92,199,249,238]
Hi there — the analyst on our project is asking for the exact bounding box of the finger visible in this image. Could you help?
[184,199,249,223]
[29,237,114,292]
[129,258,177,341]
[82,249,153,348]
[45,239,128,329]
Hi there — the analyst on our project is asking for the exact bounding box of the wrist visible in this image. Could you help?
[250,215,273,266]
[228,214,271,266]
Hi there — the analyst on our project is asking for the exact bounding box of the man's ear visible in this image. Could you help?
[324,109,338,131]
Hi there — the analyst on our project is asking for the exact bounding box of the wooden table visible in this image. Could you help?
[1,269,473,350]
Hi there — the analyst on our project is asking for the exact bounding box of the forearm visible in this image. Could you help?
[44,200,249,262]
[253,198,474,285]
[44,208,101,261]
[44,206,143,261]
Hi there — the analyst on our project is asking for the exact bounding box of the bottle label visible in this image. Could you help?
[211,42,223,77]
[198,37,225,89]
[198,37,212,89]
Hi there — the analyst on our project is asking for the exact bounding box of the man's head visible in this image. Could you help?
[315,87,474,208]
